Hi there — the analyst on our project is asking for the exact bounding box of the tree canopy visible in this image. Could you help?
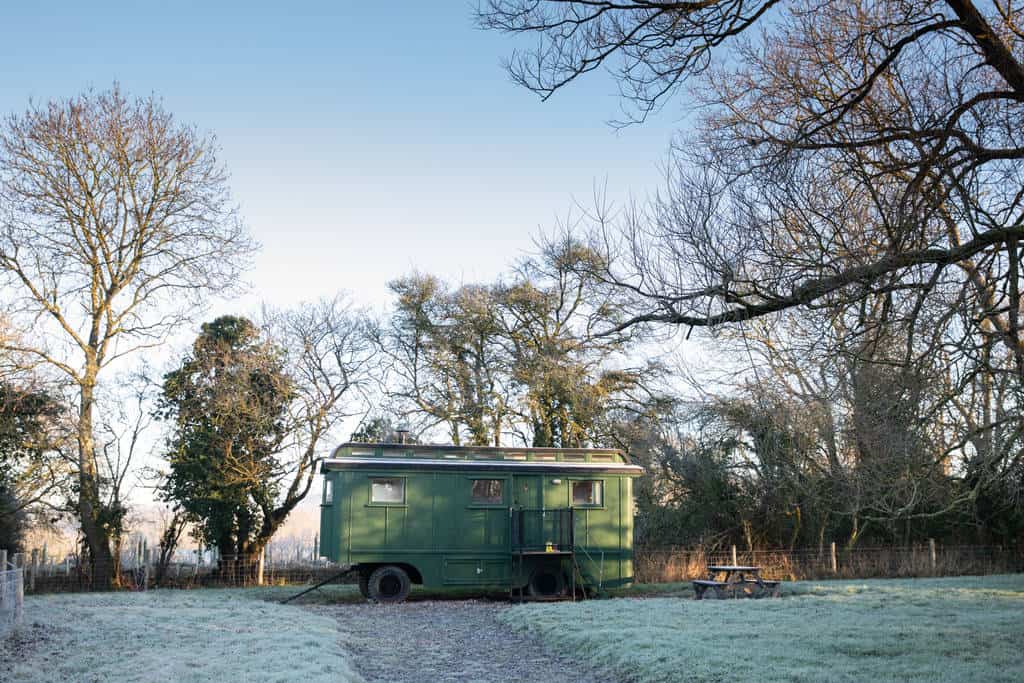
[159,316,293,560]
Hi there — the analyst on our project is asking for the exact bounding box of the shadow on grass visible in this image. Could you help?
[244,583,516,605]
[241,580,702,605]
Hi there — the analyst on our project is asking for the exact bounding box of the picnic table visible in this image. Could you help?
[692,565,781,600]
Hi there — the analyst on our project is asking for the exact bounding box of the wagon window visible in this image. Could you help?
[471,479,504,504]
[370,477,405,504]
[323,478,333,505]
[572,480,603,506]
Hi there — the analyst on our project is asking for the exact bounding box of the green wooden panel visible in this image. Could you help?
[512,474,541,508]
[322,461,639,589]
[442,557,510,585]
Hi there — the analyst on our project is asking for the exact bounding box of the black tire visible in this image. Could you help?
[357,572,370,599]
[527,567,566,598]
[367,565,411,603]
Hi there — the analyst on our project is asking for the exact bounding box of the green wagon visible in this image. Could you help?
[318,442,643,602]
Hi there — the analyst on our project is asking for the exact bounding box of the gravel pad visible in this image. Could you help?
[314,600,618,683]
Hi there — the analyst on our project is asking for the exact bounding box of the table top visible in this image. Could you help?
[707,565,761,572]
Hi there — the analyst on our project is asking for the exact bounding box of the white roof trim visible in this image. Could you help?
[321,457,643,474]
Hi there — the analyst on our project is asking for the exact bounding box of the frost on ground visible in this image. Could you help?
[499,574,1024,683]
[0,589,362,683]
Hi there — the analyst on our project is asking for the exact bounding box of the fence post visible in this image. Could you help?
[257,547,265,586]
[41,543,47,575]
[731,544,738,566]
[30,548,38,592]
[14,561,24,624]
[0,548,6,611]
[143,549,150,590]
[929,538,937,573]
[830,542,838,574]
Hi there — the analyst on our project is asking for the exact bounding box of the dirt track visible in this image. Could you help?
[314,600,618,683]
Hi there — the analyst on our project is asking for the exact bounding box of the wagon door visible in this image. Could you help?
[512,474,542,509]
[512,474,543,550]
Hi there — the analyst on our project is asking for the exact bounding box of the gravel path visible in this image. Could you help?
[313,600,620,683]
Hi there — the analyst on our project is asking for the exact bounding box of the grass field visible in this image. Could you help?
[5,575,1023,682]
[1,589,362,683]
[500,574,1024,682]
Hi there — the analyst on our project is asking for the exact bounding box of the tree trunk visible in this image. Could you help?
[77,378,117,589]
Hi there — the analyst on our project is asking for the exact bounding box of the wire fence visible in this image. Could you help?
[3,549,349,595]
[4,541,1022,596]
[634,542,1024,583]
[1,550,25,637]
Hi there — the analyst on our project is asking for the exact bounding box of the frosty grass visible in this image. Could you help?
[2,588,361,682]
[499,574,1024,682]
[5,575,1024,682]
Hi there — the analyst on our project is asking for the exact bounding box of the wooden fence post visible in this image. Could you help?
[830,542,838,574]
[41,543,47,574]
[929,538,937,573]
[0,548,6,610]
[257,547,265,586]
[143,549,150,590]
[731,545,738,566]
[0,549,6,611]
[14,560,23,623]
[30,548,38,592]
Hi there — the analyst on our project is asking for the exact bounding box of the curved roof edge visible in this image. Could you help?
[321,457,644,475]
[330,441,631,464]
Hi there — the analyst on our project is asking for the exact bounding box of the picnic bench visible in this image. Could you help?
[693,565,780,600]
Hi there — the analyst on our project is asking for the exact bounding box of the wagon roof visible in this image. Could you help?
[321,457,644,475]
[320,442,643,475]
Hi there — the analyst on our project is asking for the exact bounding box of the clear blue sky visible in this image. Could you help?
[1,0,680,312]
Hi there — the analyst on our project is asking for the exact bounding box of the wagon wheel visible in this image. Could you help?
[367,565,412,603]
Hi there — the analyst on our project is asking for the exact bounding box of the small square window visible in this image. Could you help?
[323,479,333,505]
[370,478,404,504]
[572,480,603,506]
[471,479,504,504]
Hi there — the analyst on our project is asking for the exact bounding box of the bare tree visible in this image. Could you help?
[478,1,1024,368]
[159,298,376,574]
[92,376,157,579]
[478,2,1024,529]
[0,87,256,587]
[259,295,377,539]
[380,238,667,447]
[378,275,514,445]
